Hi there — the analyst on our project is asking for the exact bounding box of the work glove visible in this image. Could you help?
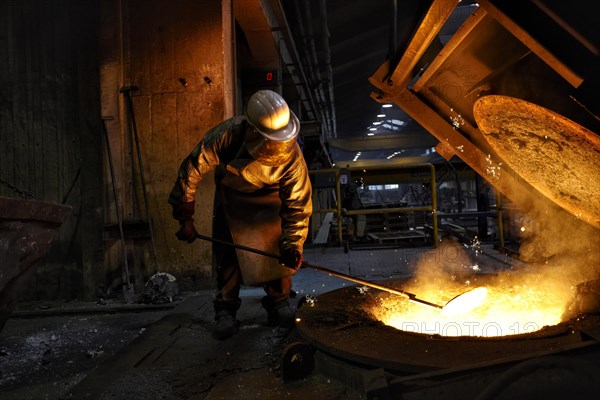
[171,201,196,222]
[175,219,198,243]
[279,248,303,270]
[172,201,198,243]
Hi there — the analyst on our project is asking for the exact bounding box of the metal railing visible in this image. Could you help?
[309,163,438,245]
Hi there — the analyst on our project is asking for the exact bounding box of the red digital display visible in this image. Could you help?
[244,69,278,87]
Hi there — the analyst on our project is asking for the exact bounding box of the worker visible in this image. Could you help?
[168,90,313,340]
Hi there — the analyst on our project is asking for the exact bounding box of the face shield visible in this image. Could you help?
[244,123,299,166]
[244,90,300,166]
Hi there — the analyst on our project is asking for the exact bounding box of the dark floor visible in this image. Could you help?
[0,290,365,400]
[1,243,599,400]
[3,243,424,400]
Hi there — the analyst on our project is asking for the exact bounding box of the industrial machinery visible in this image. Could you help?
[288,1,600,398]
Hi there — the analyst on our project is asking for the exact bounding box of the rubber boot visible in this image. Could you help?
[261,296,295,327]
[213,299,240,340]
[213,310,239,340]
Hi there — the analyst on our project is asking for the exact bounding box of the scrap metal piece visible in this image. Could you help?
[143,272,179,304]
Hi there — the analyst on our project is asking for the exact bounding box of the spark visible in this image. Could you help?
[304,295,317,307]
[356,286,370,294]
[485,154,502,181]
[464,236,481,255]
[449,110,465,129]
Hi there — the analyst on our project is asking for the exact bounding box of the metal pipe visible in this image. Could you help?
[388,0,397,59]
[270,0,320,124]
[344,206,434,215]
[496,191,505,249]
[429,163,439,244]
[318,0,337,138]
[334,169,343,243]
[296,0,333,138]
[308,169,342,243]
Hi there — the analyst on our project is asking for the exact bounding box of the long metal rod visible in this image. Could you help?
[120,86,160,273]
[195,233,443,310]
[102,116,131,286]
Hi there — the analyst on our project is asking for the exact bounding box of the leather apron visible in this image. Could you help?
[213,162,295,286]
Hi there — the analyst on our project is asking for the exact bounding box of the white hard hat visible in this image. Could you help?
[244,90,300,165]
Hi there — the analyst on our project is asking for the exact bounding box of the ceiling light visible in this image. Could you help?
[369,127,377,131]
[386,150,405,159]
[377,114,386,118]
[367,133,375,136]
[382,104,393,108]
[373,121,382,125]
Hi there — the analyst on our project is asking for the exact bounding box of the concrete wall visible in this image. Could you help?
[100,0,229,294]
[0,0,104,300]
[0,0,232,301]
[1,0,280,301]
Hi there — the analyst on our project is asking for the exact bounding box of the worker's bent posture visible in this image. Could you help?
[168,90,312,340]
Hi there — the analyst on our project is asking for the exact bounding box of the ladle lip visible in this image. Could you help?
[441,287,489,317]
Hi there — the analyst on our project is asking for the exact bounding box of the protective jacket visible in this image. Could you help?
[168,116,312,257]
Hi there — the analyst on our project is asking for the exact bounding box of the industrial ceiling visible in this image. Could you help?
[279,0,599,166]
[281,0,476,165]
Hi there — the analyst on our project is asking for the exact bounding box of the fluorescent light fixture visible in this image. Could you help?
[377,114,386,118]
[386,150,405,159]
[367,133,375,136]
[369,127,377,131]
[382,104,393,108]
[373,121,382,125]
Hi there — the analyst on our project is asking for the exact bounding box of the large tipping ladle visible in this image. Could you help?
[195,233,487,315]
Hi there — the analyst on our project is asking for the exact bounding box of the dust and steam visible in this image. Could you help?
[368,173,599,337]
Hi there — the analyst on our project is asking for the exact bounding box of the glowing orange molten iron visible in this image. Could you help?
[441,287,488,317]
[365,96,600,338]
[368,272,577,338]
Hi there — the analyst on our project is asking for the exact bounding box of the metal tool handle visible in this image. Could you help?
[120,86,160,273]
[194,233,443,309]
[102,116,131,286]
